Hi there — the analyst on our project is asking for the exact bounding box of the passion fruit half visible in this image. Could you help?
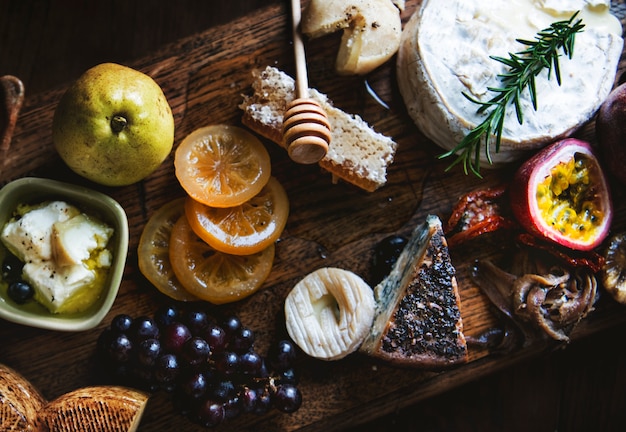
[510,138,613,251]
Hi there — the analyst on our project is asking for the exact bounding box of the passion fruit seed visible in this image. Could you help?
[535,155,604,245]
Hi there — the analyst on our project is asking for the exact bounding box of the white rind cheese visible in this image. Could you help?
[285,267,376,361]
[397,0,624,166]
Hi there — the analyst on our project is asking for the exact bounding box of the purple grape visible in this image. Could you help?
[208,380,236,403]
[161,322,192,354]
[203,324,227,352]
[195,399,225,428]
[253,387,272,415]
[181,337,210,367]
[136,338,161,367]
[154,304,179,327]
[272,383,302,413]
[107,334,133,364]
[230,327,255,353]
[110,314,133,333]
[130,316,160,341]
[154,353,180,387]
[180,371,207,399]
[213,351,240,375]
[95,307,304,427]
[239,351,263,375]
[223,395,242,420]
[239,386,259,413]
[269,339,298,371]
[276,368,298,385]
[182,309,210,335]
[221,315,242,338]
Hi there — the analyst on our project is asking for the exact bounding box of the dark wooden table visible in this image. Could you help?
[1,1,626,431]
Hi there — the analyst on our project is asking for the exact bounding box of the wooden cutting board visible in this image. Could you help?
[1,1,626,430]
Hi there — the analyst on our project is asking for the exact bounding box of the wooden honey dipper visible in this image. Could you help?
[282,0,331,165]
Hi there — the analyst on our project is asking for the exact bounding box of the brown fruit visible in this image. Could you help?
[596,82,626,185]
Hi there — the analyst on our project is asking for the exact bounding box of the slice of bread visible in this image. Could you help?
[360,215,468,368]
[0,363,46,431]
[239,66,397,192]
[43,386,149,432]
[0,363,149,432]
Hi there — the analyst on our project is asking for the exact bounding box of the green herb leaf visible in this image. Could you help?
[440,11,584,177]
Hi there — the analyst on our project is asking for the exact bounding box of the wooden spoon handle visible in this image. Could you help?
[291,0,308,99]
[282,0,331,165]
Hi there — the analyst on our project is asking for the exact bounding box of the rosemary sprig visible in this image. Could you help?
[439,11,585,177]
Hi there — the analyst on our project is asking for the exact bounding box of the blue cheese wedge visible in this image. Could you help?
[397,0,624,166]
[1,201,114,314]
[360,215,467,368]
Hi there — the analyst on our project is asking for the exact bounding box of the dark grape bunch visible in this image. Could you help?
[97,304,302,428]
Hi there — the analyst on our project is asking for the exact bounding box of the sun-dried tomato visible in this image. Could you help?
[445,184,517,247]
[516,233,605,273]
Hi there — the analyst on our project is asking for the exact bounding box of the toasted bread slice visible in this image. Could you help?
[0,363,46,431]
[0,363,149,432]
[43,386,149,432]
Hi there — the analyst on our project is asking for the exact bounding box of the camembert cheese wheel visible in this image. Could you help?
[397,0,623,166]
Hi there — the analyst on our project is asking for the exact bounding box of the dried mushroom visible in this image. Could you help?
[471,249,598,350]
[600,232,626,304]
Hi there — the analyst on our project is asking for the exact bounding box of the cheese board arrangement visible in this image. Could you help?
[1,0,626,430]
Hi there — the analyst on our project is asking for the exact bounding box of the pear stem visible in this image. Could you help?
[110,115,127,135]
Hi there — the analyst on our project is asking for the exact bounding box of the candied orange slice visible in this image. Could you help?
[137,198,199,301]
[169,215,275,304]
[185,176,289,255]
[174,125,271,208]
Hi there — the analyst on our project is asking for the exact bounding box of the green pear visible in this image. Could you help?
[53,63,174,186]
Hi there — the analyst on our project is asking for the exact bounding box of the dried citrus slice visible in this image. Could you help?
[185,176,289,256]
[137,198,199,301]
[169,215,275,304]
[174,124,271,208]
